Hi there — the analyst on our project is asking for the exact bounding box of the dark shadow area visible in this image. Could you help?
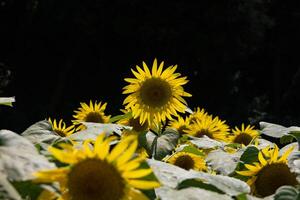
[0,0,300,134]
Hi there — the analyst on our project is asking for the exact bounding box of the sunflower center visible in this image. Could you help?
[139,78,172,108]
[255,163,298,197]
[68,159,125,200]
[196,129,213,139]
[233,133,253,145]
[177,125,188,135]
[129,117,148,132]
[54,130,66,137]
[174,155,195,170]
[84,112,105,123]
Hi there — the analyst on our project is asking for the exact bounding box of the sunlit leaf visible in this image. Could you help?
[0,97,15,107]
[0,174,21,200]
[155,186,233,200]
[206,149,243,175]
[189,136,224,149]
[274,186,300,200]
[0,130,55,181]
[21,120,66,146]
[69,122,129,141]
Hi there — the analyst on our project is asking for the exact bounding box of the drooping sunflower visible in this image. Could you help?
[168,116,190,135]
[237,145,298,197]
[226,124,260,146]
[117,109,149,137]
[48,118,75,137]
[185,115,230,141]
[72,100,111,130]
[166,151,207,171]
[34,134,160,200]
[122,59,192,126]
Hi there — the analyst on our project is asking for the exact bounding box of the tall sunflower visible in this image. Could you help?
[122,59,192,126]
[237,145,297,197]
[72,100,111,131]
[166,151,207,171]
[168,116,190,135]
[185,115,230,141]
[48,118,75,137]
[228,124,260,146]
[34,134,160,200]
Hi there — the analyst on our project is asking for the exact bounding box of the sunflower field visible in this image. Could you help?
[1,59,300,200]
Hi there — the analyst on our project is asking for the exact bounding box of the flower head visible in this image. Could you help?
[237,145,297,197]
[34,134,160,200]
[123,59,191,126]
[48,118,75,137]
[72,100,110,130]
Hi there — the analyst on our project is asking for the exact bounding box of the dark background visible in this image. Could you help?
[0,0,300,134]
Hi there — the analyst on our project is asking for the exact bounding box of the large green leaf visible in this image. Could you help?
[147,128,179,160]
[206,149,244,175]
[0,97,15,107]
[12,181,43,200]
[21,120,65,145]
[274,186,300,200]
[0,174,21,200]
[189,136,224,149]
[69,122,128,141]
[147,159,250,196]
[0,130,55,181]
[155,186,233,200]
[260,122,300,138]
[240,146,259,164]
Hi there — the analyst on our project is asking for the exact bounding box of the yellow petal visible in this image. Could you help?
[128,180,160,190]
[123,169,152,179]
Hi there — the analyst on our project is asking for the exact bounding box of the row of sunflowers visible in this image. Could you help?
[1,59,300,200]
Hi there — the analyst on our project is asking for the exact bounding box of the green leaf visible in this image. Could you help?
[0,97,15,107]
[240,146,259,164]
[260,122,300,138]
[155,186,233,200]
[280,135,296,145]
[21,120,67,146]
[179,145,205,157]
[0,174,21,200]
[0,130,55,181]
[206,149,244,175]
[177,179,225,194]
[151,128,180,160]
[189,136,223,149]
[274,186,300,200]
[147,159,250,196]
[69,122,128,141]
[231,146,259,180]
[108,112,132,123]
[12,181,43,200]
[235,193,248,200]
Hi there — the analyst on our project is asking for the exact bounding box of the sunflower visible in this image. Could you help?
[72,100,111,131]
[226,124,260,146]
[118,109,149,137]
[166,152,207,171]
[168,116,190,135]
[188,107,208,124]
[34,134,160,200]
[122,59,192,126]
[237,145,297,197]
[48,118,75,137]
[185,115,230,141]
